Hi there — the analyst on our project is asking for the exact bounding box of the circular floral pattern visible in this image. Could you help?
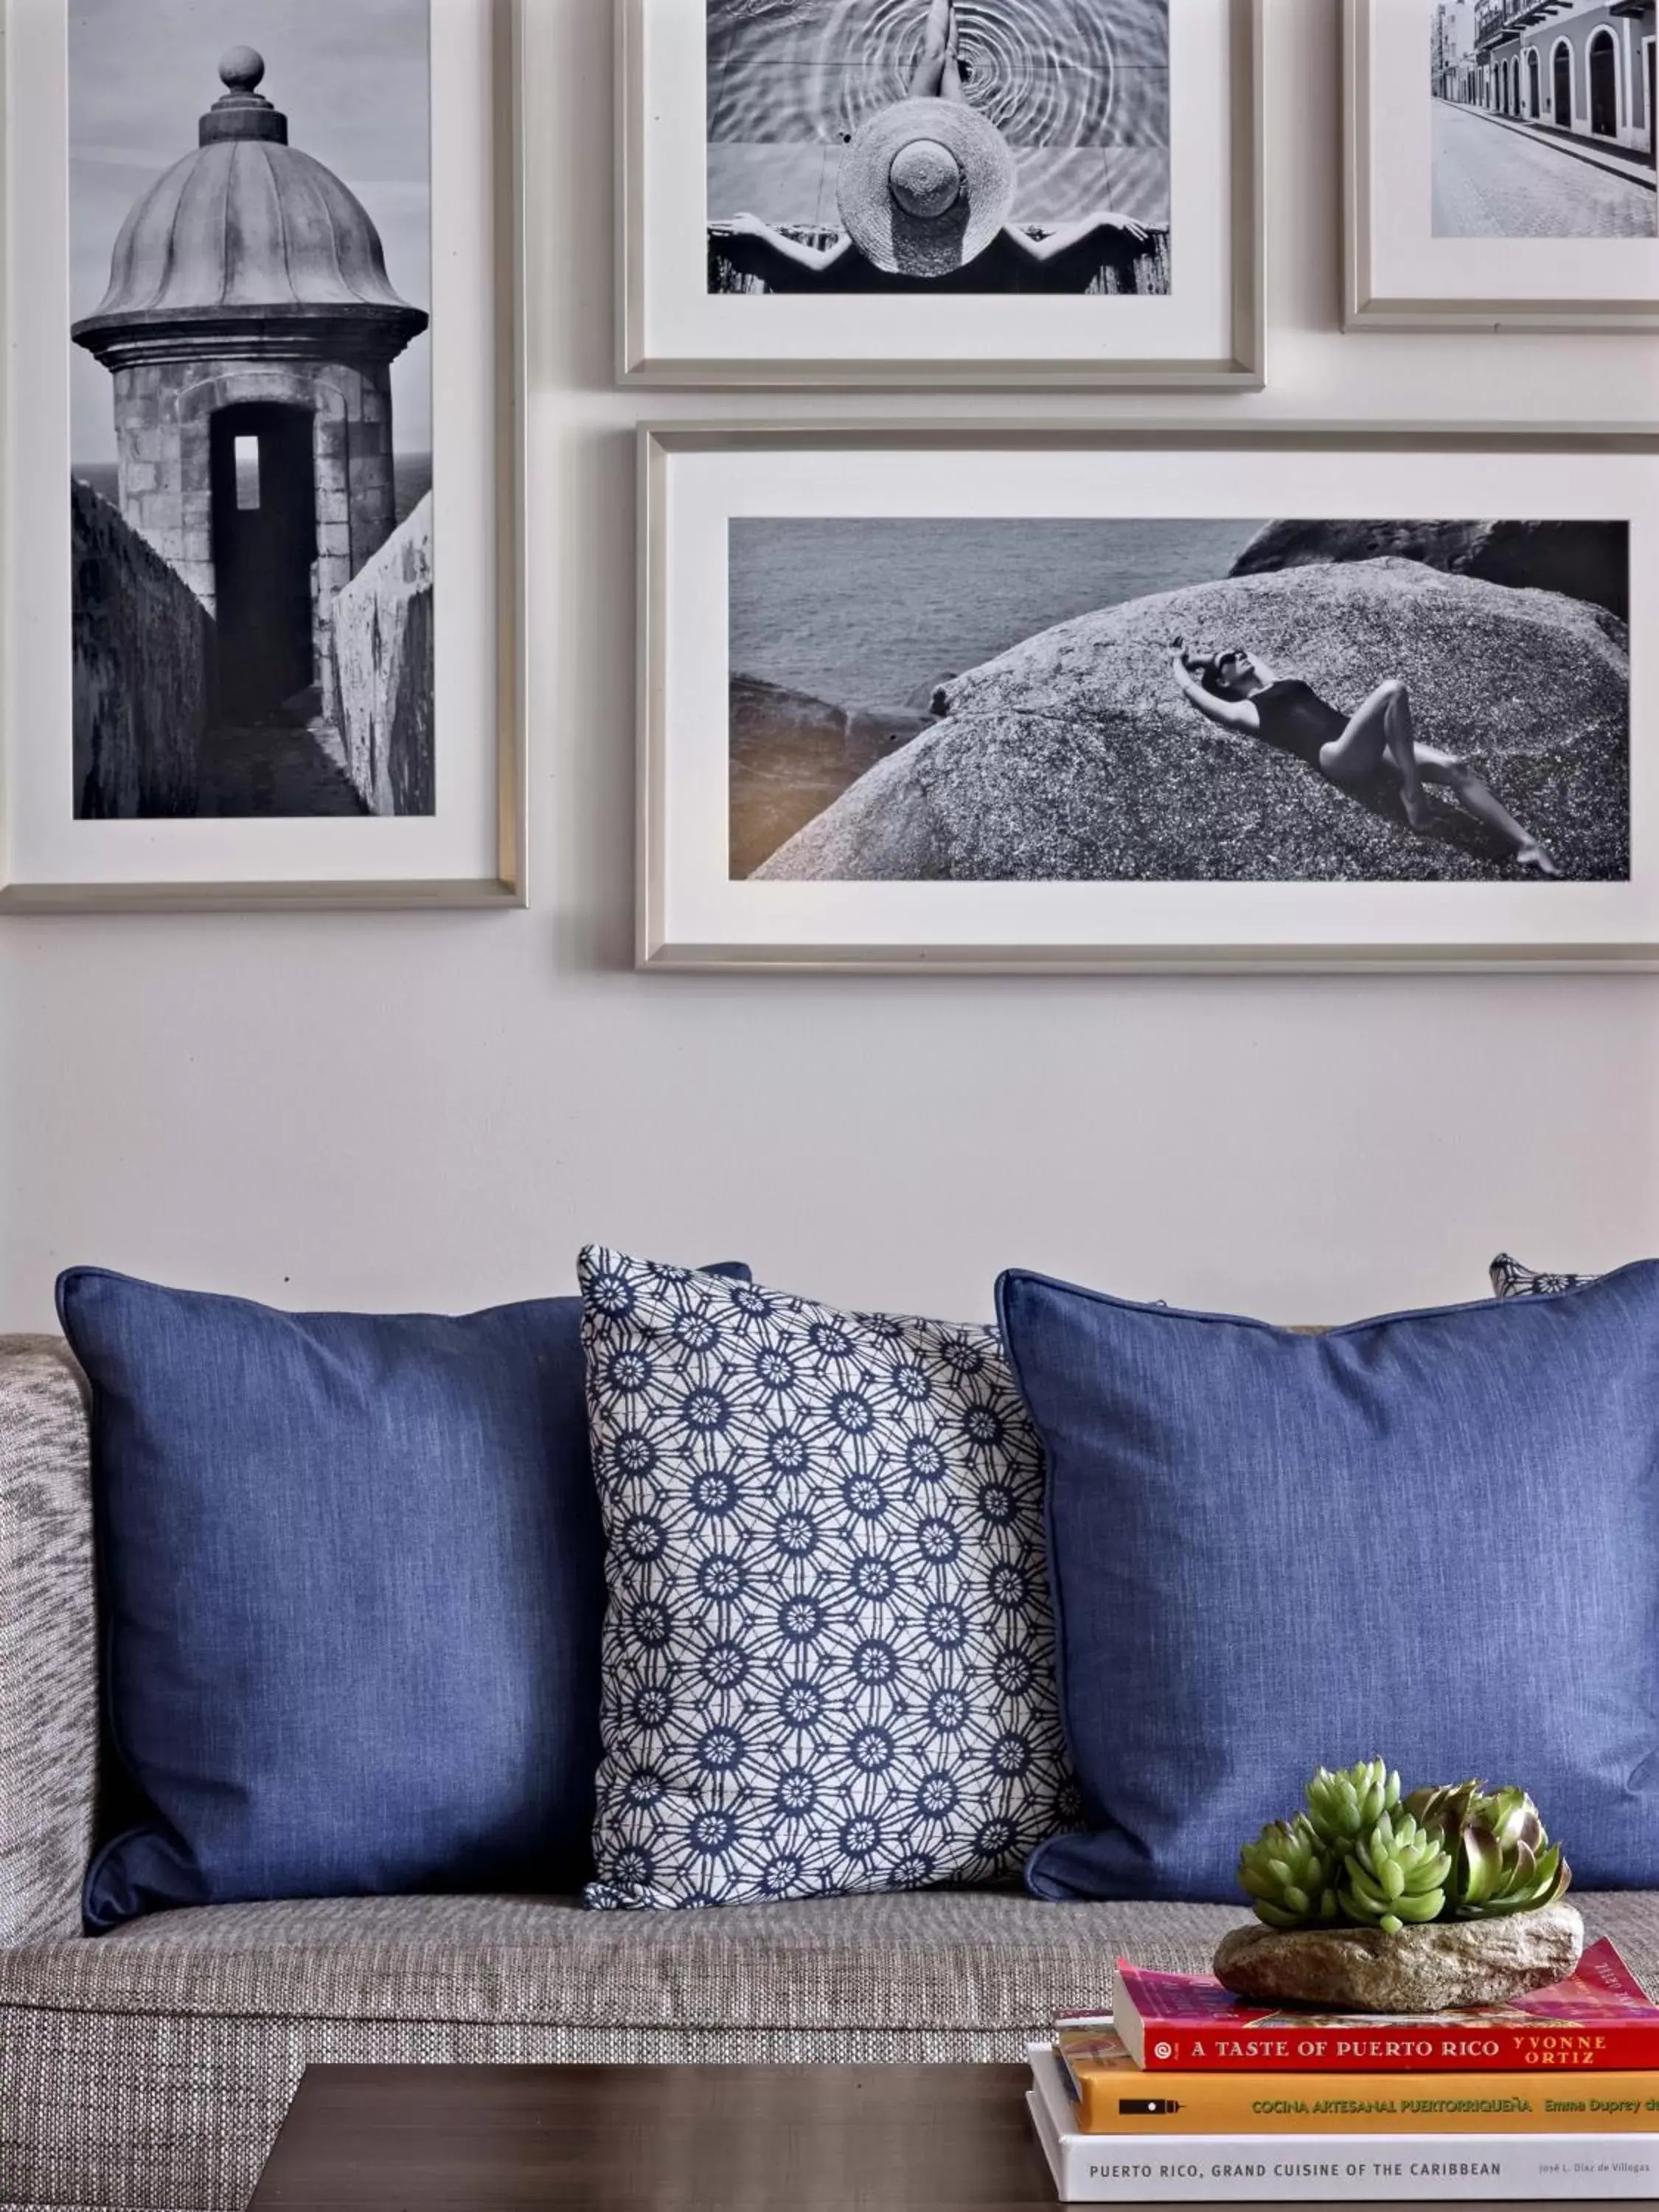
[580,1248,1074,1910]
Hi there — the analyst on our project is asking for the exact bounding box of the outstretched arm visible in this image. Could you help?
[718,213,855,274]
[1003,212,1155,265]
[1169,645,1259,734]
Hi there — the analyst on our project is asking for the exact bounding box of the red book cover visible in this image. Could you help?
[1089,1940,1659,2073]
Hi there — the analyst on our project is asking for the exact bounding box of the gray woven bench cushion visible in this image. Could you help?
[1,1890,1238,2211]
[7,1891,1659,2212]
[0,1339,96,1949]
[1,1889,1239,2033]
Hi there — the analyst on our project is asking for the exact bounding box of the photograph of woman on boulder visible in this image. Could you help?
[1169,641,1560,878]
[728,513,1627,886]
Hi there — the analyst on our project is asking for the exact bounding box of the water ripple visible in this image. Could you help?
[709,0,1167,150]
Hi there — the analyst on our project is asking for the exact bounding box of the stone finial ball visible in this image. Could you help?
[888,138,963,220]
[219,45,266,94]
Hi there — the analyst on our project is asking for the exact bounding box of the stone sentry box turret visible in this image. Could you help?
[72,47,428,723]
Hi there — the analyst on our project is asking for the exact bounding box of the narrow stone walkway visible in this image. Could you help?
[1433,98,1657,239]
[197,718,366,818]
[1467,105,1658,186]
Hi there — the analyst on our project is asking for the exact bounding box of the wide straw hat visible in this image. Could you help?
[836,96,1017,277]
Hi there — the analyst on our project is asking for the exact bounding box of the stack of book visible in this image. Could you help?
[1027,1938,1659,2202]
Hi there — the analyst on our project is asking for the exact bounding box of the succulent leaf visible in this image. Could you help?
[1304,1759,1402,1848]
[1404,1779,1481,1837]
[1239,1814,1340,1930]
[1416,1783,1573,1920]
[1251,1766,1568,1936]
[1339,1808,1450,1936]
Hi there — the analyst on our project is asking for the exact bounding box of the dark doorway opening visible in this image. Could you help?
[1647,40,1655,164]
[1590,30,1617,136]
[210,404,316,719]
[1554,42,1572,128]
[1527,48,1540,119]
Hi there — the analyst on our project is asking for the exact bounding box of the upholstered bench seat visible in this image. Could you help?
[7,1337,1659,2212]
[6,1891,1659,2212]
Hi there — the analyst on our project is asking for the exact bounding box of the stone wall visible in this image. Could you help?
[72,479,214,819]
[324,493,434,816]
[111,358,398,612]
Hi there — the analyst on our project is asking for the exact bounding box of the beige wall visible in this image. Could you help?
[2,0,1655,1332]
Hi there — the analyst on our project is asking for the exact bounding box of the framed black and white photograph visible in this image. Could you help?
[639,424,1659,971]
[618,0,1262,387]
[1346,0,1659,330]
[0,0,524,909]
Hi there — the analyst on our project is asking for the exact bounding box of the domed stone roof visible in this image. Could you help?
[72,49,428,368]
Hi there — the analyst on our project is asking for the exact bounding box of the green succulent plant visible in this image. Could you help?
[1303,1759,1402,1849]
[1405,1781,1571,1921]
[1339,1808,1453,1935]
[1238,1814,1341,1930]
[1239,1761,1571,1935]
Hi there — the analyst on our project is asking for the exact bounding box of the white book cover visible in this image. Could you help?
[1026,2045,1659,2202]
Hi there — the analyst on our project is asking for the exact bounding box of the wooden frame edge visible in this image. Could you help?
[639,944,1659,977]
[0,0,528,915]
[616,0,1265,392]
[1342,0,1659,335]
[638,418,1659,975]
[636,425,669,969]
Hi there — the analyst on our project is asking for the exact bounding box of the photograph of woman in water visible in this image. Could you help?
[705,0,1172,295]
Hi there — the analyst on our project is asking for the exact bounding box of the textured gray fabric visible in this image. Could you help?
[0,2017,1034,2212]
[0,1338,97,1949]
[1,1890,1237,2028]
[5,1894,1659,2212]
[0,1891,1231,2211]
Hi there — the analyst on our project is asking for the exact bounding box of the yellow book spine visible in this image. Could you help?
[1074,2067,1659,2136]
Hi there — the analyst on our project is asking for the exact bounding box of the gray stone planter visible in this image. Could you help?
[1213,1902,1585,2013]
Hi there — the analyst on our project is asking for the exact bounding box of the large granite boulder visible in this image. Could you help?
[754,559,1628,884]
[1230,519,1628,623]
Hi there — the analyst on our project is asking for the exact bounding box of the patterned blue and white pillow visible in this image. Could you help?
[1489,1254,1601,1299]
[578,1248,1076,1910]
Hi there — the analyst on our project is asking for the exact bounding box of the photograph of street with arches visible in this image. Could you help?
[1430,0,1657,240]
[729,515,1631,884]
[69,0,434,821]
[705,0,1172,294]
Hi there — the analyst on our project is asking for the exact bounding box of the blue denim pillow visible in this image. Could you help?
[60,1264,746,1930]
[998,1263,1659,1904]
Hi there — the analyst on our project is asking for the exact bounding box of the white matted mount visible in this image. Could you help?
[1344,0,1659,333]
[619,0,1263,389]
[0,0,526,911]
[640,422,1658,974]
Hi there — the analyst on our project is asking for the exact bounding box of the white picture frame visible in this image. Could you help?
[0,0,526,912]
[639,422,1658,975]
[1345,0,1659,333]
[618,0,1264,390]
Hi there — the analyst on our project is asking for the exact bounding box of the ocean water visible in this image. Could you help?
[729,515,1265,712]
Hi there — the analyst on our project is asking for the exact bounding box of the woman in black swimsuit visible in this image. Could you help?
[1170,641,1559,878]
